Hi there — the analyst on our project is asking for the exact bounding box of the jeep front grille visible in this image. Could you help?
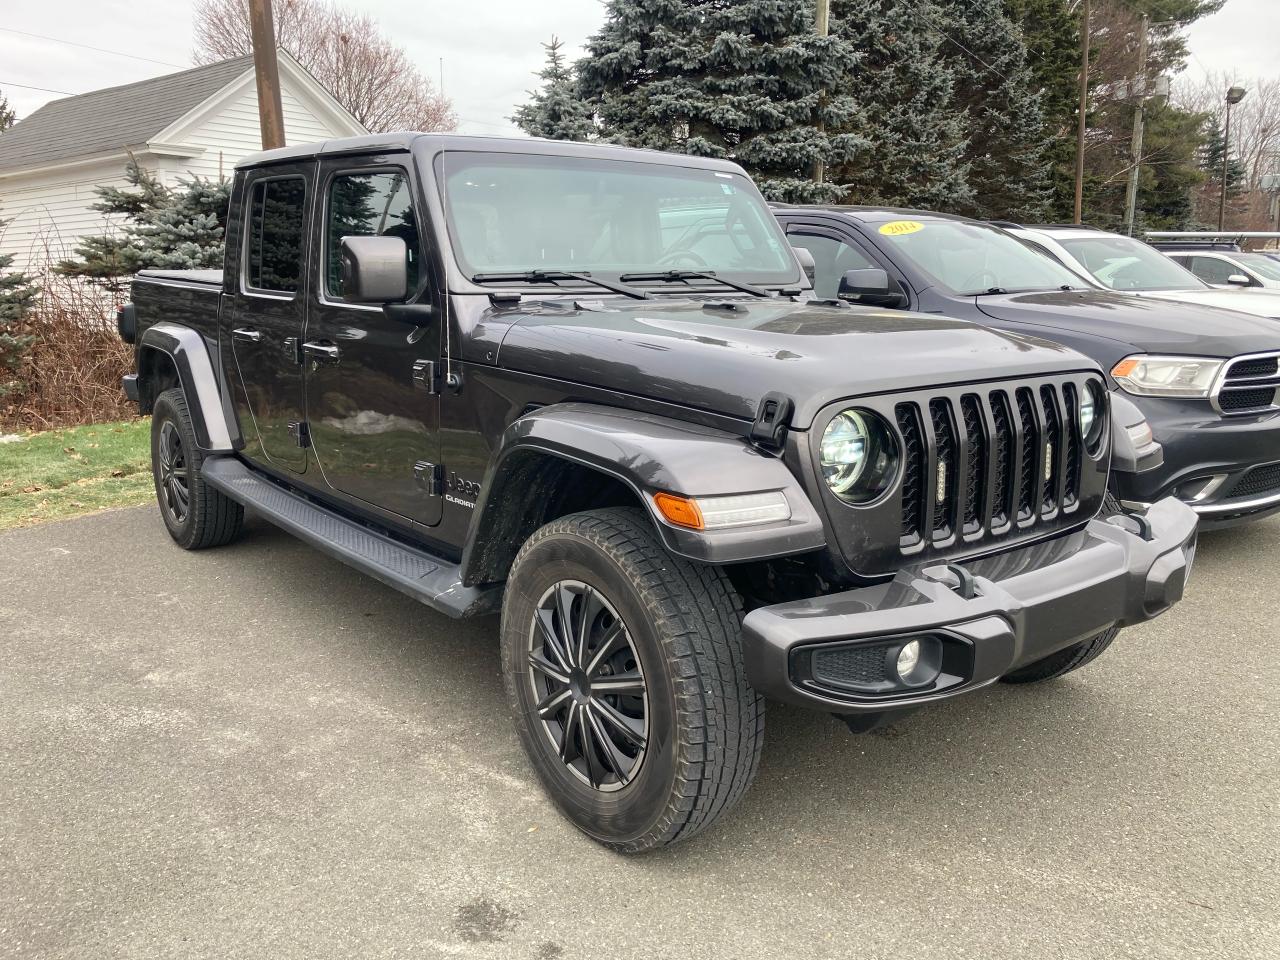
[1215,353,1280,415]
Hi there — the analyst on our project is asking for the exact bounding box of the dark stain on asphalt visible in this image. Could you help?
[453,896,520,942]
[535,943,564,959]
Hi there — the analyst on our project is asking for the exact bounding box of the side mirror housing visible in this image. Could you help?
[340,235,408,303]
[1227,273,1252,287]
[838,268,907,308]
[790,245,816,286]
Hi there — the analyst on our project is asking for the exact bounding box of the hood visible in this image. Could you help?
[494,298,1093,427]
[1134,287,1280,321]
[974,288,1280,357]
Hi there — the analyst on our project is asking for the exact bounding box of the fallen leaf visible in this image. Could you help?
[64,446,75,453]
[110,469,125,477]
[21,485,41,493]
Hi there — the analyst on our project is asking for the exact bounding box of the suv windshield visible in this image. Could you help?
[439,151,797,285]
[874,218,1081,295]
[1059,235,1204,291]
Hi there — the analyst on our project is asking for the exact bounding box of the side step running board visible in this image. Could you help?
[200,456,501,619]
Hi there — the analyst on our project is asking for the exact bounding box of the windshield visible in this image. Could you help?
[1059,235,1204,291]
[874,219,1082,295]
[439,152,797,284]
[1232,252,1280,281]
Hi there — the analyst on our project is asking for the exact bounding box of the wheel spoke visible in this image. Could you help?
[171,478,190,508]
[591,670,645,695]
[558,702,581,763]
[584,619,627,677]
[575,585,603,667]
[536,686,572,720]
[592,696,646,747]
[534,608,573,672]
[554,583,580,668]
[584,704,630,784]
[580,708,609,788]
[529,650,570,685]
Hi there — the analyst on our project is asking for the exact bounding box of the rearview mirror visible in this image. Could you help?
[1227,273,1252,287]
[838,268,906,308]
[790,245,816,286]
[340,235,408,303]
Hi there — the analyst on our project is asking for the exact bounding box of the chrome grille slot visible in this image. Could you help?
[1216,352,1280,415]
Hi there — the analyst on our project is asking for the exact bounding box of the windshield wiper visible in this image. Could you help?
[470,270,652,301]
[619,270,774,299]
[974,286,1009,295]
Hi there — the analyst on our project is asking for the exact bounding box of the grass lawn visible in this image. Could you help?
[0,420,154,530]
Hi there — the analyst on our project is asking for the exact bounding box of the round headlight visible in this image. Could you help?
[1080,382,1105,451]
[820,409,898,503]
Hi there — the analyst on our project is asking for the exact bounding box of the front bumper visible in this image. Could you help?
[1112,398,1280,529]
[742,497,1197,715]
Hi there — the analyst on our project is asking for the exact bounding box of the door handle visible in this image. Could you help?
[232,327,262,343]
[302,341,340,363]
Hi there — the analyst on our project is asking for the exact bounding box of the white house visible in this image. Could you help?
[0,51,366,272]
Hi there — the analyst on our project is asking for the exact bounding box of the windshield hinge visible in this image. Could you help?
[750,392,794,454]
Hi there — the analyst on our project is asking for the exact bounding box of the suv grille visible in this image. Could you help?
[1230,462,1280,499]
[1216,353,1280,415]
[891,379,1096,557]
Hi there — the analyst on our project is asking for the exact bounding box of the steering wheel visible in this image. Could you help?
[959,269,1001,292]
[657,249,710,269]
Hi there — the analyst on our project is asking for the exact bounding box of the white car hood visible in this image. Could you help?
[1133,287,1280,320]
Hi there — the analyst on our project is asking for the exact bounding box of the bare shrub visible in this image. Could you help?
[0,267,135,432]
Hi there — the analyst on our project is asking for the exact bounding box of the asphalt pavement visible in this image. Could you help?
[1,505,1276,959]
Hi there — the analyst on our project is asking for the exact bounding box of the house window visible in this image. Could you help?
[245,177,307,294]
[325,170,420,299]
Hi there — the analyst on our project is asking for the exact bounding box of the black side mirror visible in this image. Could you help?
[790,245,816,286]
[340,235,408,303]
[838,268,906,308]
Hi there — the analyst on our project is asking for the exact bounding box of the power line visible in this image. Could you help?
[0,27,187,69]
[0,79,78,96]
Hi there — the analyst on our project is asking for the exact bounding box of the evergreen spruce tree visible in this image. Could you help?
[574,0,865,202]
[827,0,972,210]
[0,220,37,401]
[1198,115,1245,196]
[512,37,597,141]
[935,0,1051,220]
[57,158,229,290]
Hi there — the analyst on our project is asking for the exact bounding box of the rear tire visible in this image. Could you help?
[500,507,764,852]
[151,388,243,550]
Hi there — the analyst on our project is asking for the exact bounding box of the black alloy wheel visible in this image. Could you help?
[156,419,191,525]
[527,580,648,792]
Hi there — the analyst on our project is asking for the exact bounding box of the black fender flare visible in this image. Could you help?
[138,322,238,453]
[460,403,826,582]
[1109,391,1164,476]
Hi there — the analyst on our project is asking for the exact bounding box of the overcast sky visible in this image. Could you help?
[1,0,1275,136]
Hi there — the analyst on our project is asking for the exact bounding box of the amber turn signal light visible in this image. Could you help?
[652,492,704,530]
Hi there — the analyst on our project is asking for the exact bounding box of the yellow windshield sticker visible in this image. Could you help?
[878,220,924,236]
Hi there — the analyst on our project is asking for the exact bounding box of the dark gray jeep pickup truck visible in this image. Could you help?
[117,134,1197,851]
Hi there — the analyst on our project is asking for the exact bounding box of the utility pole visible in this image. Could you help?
[1073,0,1090,224]
[813,0,830,186]
[1122,13,1149,237]
[248,0,286,150]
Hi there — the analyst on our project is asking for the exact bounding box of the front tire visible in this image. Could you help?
[500,508,764,852]
[1000,625,1120,684]
[151,388,243,550]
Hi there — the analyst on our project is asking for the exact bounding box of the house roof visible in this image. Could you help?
[0,56,255,173]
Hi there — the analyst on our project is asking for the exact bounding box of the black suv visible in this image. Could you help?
[775,205,1280,527]
[118,136,1195,851]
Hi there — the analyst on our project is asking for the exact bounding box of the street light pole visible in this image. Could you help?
[1219,85,1248,231]
[1073,0,1090,224]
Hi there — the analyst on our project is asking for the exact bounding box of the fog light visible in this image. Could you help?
[896,640,920,678]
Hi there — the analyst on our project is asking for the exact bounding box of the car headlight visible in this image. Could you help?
[820,409,898,503]
[1111,355,1224,398]
[1079,381,1105,451]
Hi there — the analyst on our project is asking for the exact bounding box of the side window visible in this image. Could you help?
[1190,256,1236,285]
[326,170,420,299]
[245,177,307,294]
[787,231,877,299]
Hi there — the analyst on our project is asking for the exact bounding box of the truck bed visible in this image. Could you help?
[132,269,224,344]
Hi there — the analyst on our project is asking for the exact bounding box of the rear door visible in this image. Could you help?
[224,164,313,474]
[302,155,443,526]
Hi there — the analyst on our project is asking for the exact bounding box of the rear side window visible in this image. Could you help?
[245,177,307,294]
[325,170,420,298]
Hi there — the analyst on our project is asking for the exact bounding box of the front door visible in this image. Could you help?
[302,157,442,526]
[224,165,313,474]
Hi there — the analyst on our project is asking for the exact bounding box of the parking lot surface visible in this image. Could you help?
[2,505,1276,959]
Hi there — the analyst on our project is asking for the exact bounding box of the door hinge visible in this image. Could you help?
[414,460,445,496]
[412,359,442,395]
[288,420,311,448]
